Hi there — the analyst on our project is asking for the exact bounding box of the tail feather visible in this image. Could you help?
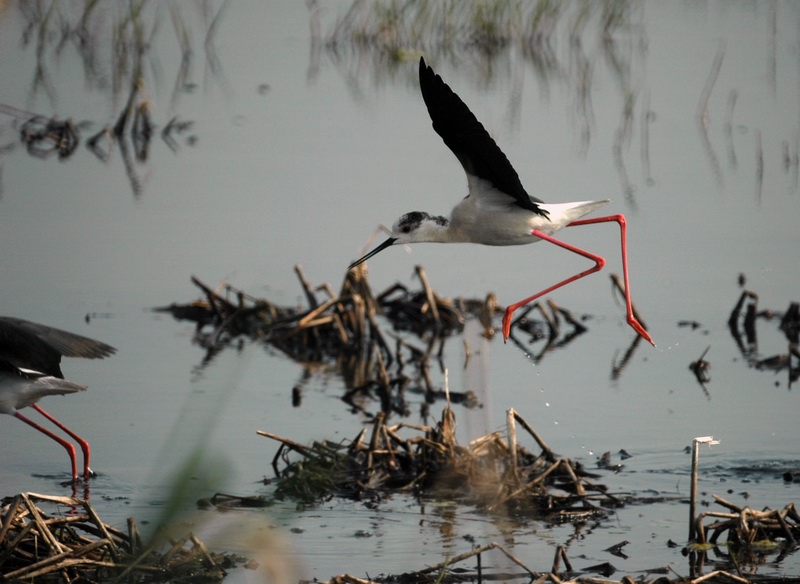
[34,376,88,396]
[0,369,87,413]
[539,200,610,234]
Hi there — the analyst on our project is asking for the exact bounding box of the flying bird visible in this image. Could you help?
[0,316,116,480]
[348,57,653,345]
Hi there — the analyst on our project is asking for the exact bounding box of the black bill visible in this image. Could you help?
[348,237,397,270]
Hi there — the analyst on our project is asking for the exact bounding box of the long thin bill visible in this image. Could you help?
[348,237,397,270]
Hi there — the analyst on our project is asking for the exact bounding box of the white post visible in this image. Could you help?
[689,436,721,542]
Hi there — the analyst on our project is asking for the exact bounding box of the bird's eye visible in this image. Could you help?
[401,225,411,234]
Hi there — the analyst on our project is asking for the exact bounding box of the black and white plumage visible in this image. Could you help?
[349,57,653,345]
[0,316,116,480]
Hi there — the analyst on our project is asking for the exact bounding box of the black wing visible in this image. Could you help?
[418,57,548,217]
[0,316,116,378]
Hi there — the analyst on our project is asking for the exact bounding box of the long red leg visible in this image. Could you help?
[32,404,93,479]
[502,214,654,346]
[14,410,79,480]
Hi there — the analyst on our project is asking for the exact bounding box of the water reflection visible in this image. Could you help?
[2,1,221,197]
[5,84,195,197]
[310,0,649,201]
[728,288,800,387]
[16,1,228,106]
[6,0,797,205]
[506,299,589,354]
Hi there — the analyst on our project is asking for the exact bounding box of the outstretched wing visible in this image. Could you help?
[0,316,116,378]
[418,57,548,217]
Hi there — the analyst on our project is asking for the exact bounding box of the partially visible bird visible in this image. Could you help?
[348,57,653,346]
[0,316,116,481]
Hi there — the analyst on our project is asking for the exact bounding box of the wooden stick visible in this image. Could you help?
[691,570,748,584]
[294,264,318,309]
[507,409,519,480]
[689,439,701,542]
[257,430,316,457]
[689,436,720,542]
[415,265,441,332]
[415,542,535,577]
[512,410,557,462]
[560,459,586,497]
[0,494,23,543]
[21,493,66,555]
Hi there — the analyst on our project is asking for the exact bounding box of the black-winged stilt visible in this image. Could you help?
[0,316,116,480]
[348,57,654,346]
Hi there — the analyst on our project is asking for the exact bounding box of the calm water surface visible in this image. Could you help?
[1,1,798,581]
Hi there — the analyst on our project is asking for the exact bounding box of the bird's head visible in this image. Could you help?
[391,211,448,242]
[348,211,450,269]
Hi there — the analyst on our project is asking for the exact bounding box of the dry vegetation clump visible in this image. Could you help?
[158,266,478,358]
[156,265,599,413]
[0,493,237,582]
[155,267,498,416]
[692,497,800,561]
[259,404,621,522]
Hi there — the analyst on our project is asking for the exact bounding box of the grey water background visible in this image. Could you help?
[1,1,798,580]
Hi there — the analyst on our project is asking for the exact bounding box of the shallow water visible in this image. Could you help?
[1,1,798,581]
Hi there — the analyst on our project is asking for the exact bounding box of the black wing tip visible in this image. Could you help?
[419,56,432,85]
[0,316,117,360]
[84,342,117,359]
[419,56,443,91]
[416,56,551,217]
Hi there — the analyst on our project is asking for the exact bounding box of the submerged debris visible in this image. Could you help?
[0,492,235,582]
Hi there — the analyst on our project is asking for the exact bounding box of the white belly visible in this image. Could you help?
[449,198,610,246]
